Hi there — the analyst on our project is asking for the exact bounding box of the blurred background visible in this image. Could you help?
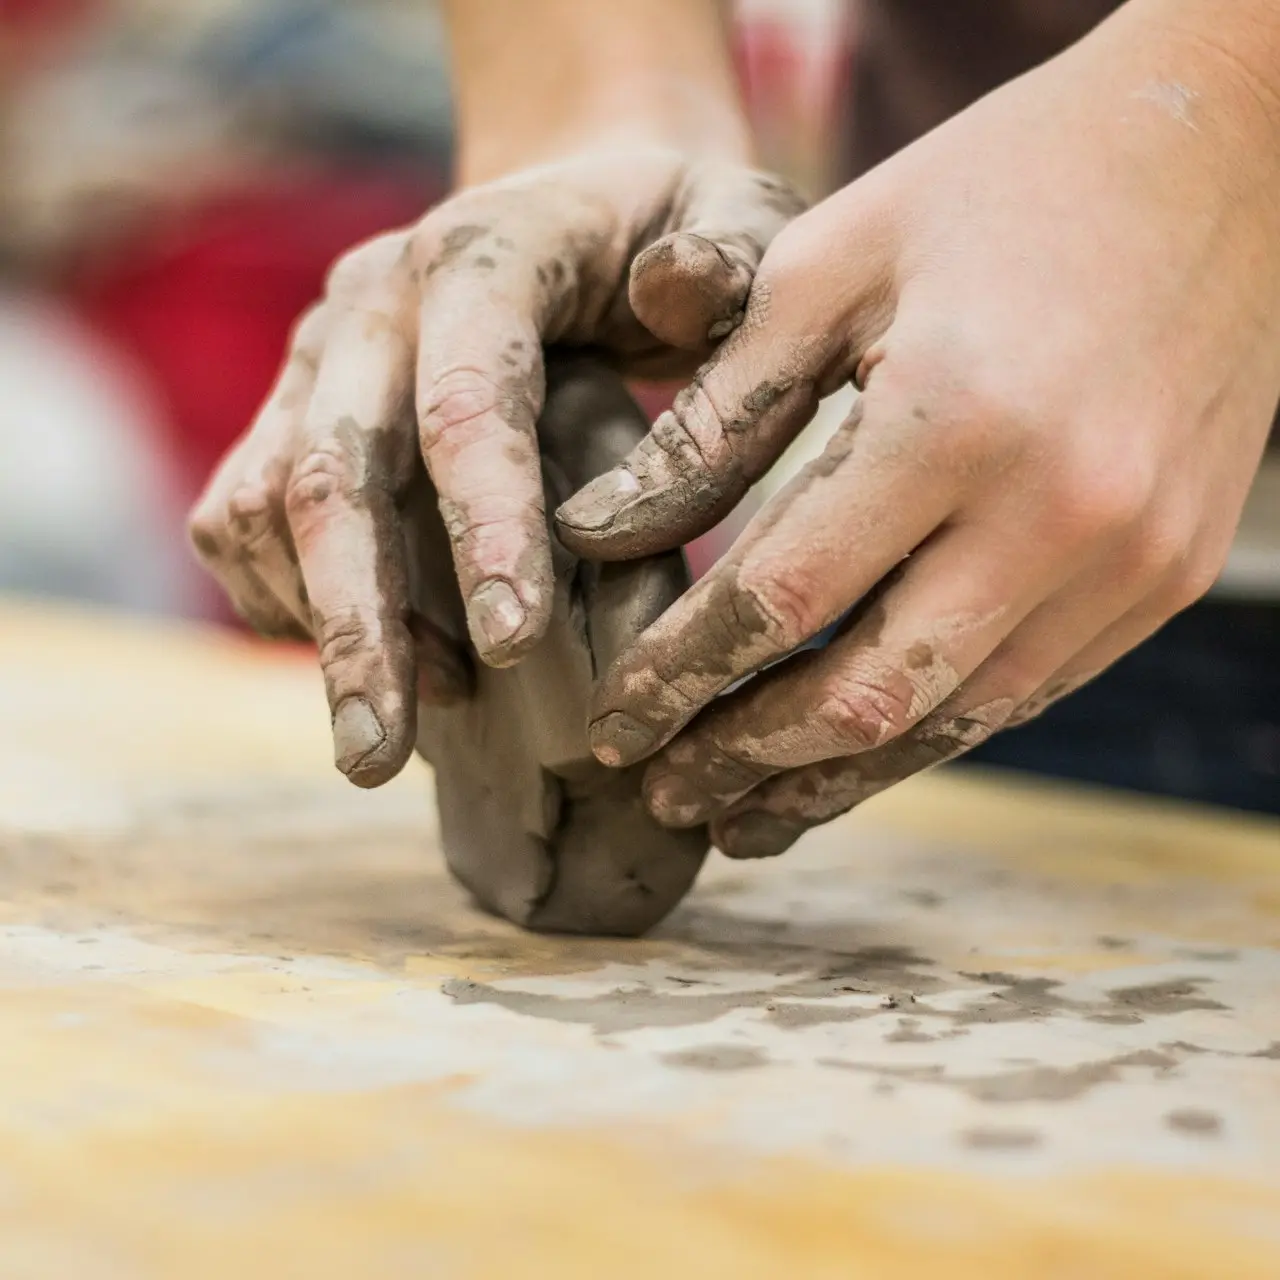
[1,0,1275,813]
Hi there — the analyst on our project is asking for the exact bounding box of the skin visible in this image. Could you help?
[557,0,1280,856]
[188,0,802,787]
[193,0,1278,864]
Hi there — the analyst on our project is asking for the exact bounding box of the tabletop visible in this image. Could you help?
[1,599,1277,1278]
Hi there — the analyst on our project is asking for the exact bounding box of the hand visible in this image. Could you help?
[188,148,802,787]
[557,9,1280,857]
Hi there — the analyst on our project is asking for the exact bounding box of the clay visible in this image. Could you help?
[404,353,708,935]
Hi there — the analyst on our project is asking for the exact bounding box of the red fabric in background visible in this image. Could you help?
[0,0,96,34]
[70,169,438,503]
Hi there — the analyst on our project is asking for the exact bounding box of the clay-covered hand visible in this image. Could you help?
[187,149,802,787]
[556,6,1280,857]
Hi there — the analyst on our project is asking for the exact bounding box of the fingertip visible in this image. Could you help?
[332,694,413,789]
[630,232,752,351]
[555,465,719,562]
[642,767,710,828]
[553,466,651,558]
[466,577,552,668]
[588,711,657,768]
[712,811,806,860]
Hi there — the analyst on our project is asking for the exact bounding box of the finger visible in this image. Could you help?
[414,223,567,668]
[629,165,805,351]
[554,304,822,561]
[556,192,893,560]
[288,283,420,789]
[641,509,1076,826]
[585,390,967,770]
[1002,589,1201,731]
[189,437,305,640]
[708,574,1187,859]
[188,307,330,637]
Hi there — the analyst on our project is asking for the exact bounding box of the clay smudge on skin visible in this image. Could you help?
[589,430,887,769]
[713,696,1015,856]
[1006,671,1099,728]
[629,233,753,349]
[190,526,220,561]
[557,360,817,553]
[748,171,809,220]
[299,416,418,784]
[420,223,492,280]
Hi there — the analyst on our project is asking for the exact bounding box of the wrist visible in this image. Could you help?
[455,79,752,187]
[443,0,752,188]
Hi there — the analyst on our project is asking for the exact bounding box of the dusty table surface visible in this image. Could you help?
[1,598,1278,1279]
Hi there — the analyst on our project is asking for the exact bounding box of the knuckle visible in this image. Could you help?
[651,387,729,479]
[418,367,509,449]
[285,446,359,517]
[1045,455,1157,543]
[439,500,545,569]
[323,232,405,302]
[1162,550,1224,612]
[223,482,277,549]
[815,677,913,754]
[323,254,369,304]
[870,347,1033,477]
[696,740,772,793]
[733,567,825,650]
[186,503,226,563]
[883,324,1022,428]
[288,303,329,357]
[315,607,377,673]
[1114,516,1188,588]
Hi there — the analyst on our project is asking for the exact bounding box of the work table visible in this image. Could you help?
[1,599,1277,1278]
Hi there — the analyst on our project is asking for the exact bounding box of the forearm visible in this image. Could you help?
[442,0,751,185]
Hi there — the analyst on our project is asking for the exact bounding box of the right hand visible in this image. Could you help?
[188,148,802,788]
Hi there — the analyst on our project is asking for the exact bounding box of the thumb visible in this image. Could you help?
[629,163,805,353]
[558,189,898,561]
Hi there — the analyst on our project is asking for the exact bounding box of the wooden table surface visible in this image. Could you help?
[1,599,1278,1279]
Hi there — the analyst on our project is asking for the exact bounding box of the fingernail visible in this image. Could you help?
[644,771,708,827]
[469,580,526,653]
[589,712,656,766]
[716,812,805,860]
[333,696,386,776]
[557,468,642,532]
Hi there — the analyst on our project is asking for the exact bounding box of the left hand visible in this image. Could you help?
[186,149,801,788]
[554,5,1280,857]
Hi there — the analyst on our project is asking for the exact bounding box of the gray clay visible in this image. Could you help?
[404,354,708,935]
